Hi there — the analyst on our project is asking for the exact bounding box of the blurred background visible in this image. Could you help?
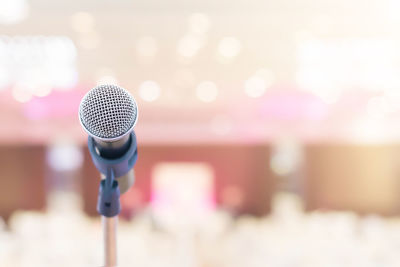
[2,0,400,266]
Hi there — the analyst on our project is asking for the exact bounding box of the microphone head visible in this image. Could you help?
[79,84,138,141]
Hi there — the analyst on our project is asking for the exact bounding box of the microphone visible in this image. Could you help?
[79,85,138,266]
[79,84,139,195]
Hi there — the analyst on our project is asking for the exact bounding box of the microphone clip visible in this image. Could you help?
[87,132,138,217]
[97,168,121,217]
[88,132,138,178]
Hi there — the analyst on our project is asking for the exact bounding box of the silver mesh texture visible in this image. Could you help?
[79,84,138,140]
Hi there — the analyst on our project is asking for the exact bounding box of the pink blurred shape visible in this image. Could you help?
[23,87,88,120]
[258,88,329,121]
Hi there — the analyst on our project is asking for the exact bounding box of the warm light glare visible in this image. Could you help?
[152,162,215,229]
[0,36,78,91]
[350,118,387,143]
[270,139,302,176]
[196,81,218,103]
[12,85,32,103]
[387,0,400,22]
[297,39,400,97]
[218,37,241,59]
[177,34,205,58]
[244,69,274,98]
[96,75,118,86]
[0,0,28,24]
[188,13,210,34]
[47,142,83,172]
[367,97,386,118]
[136,36,158,58]
[244,76,267,98]
[78,31,100,50]
[96,68,118,86]
[0,67,9,89]
[139,80,161,102]
[33,85,52,97]
[70,12,95,34]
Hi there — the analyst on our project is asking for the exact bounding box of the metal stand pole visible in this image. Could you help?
[102,216,118,267]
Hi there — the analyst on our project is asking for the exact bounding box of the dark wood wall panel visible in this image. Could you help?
[303,144,400,216]
[0,146,46,222]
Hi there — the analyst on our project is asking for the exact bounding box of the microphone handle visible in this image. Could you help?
[95,134,135,194]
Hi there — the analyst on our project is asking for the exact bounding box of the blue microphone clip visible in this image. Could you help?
[97,168,120,217]
[88,132,138,217]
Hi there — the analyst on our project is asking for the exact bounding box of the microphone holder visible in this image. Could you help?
[87,132,138,267]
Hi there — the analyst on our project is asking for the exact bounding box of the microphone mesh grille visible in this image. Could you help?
[79,84,138,139]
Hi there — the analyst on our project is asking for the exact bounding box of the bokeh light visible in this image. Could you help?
[33,85,52,97]
[96,75,118,86]
[217,37,241,59]
[12,84,32,103]
[96,68,118,85]
[244,69,274,98]
[177,34,205,58]
[196,81,218,103]
[244,76,267,98]
[139,80,161,102]
[270,139,302,176]
[47,141,83,172]
[0,36,78,91]
[0,0,29,24]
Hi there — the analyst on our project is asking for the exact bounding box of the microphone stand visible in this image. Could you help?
[97,168,121,267]
[103,215,118,266]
